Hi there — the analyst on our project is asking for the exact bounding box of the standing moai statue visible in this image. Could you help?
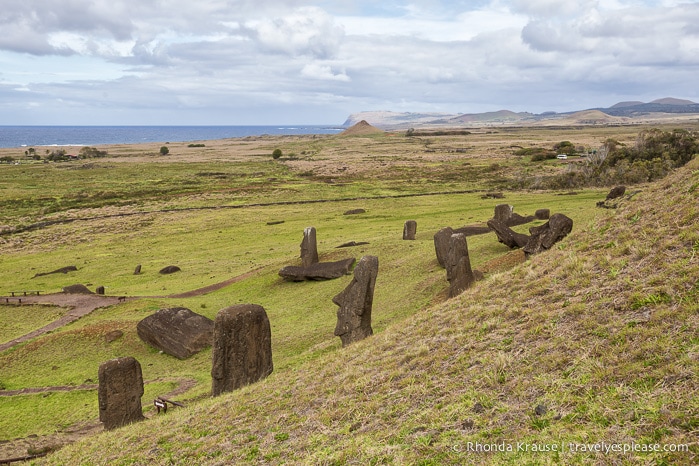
[433,226,454,268]
[446,233,475,298]
[333,255,379,347]
[403,220,417,240]
[211,304,273,396]
[300,227,319,267]
[98,357,145,430]
[96,286,105,295]
[494,204,513,224]
[134,264,142,275]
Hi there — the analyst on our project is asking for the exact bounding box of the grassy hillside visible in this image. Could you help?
[39,161,699,463]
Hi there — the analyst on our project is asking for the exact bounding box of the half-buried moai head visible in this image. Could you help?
[98,356,145,430]
[446,233,475,298]
[332,255,379,347]
[300,226,319,268]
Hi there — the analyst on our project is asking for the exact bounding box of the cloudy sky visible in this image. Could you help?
[1,0,697,125]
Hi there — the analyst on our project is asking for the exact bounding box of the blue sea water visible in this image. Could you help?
[0,125,344,149]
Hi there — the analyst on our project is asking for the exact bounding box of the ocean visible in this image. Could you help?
[0,125,344,149]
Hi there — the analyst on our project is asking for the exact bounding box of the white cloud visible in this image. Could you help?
[301,63,351,81]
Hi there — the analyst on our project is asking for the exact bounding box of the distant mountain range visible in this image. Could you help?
[342,98,699,128]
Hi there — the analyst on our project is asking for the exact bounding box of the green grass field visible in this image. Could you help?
[0,127,696,464]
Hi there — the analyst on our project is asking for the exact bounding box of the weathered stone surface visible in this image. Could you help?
[300,226,319,268]
[433,226,454,268]
[493,204,513,223]
[333,255,378,347]
[403,220,417,240]
[136,307,214,359]
[487,218,530,249]
[523,213,574,255]
[133,264,142,275]
[606,185,626,200]
[62,284,94,294]
[535,209,551,220]
[343,208,366,215]
[211,304,273,396]
[446,233,475,298]
[159,265,181,274]
[98,357,145,430]
[279,258,356,281]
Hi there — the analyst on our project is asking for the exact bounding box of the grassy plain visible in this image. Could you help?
[0,123,697,463]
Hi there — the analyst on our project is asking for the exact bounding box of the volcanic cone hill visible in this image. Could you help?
[46,160,699,464]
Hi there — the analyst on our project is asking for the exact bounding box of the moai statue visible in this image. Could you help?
[403,220,417,240]
[98,357,145,430]
[300,227,319,268]
[446,233,475,298]
[96,286,105,295]
[494,204,513,224]
[133,264,142,275]
[211,304,273,396]
[333,255,379,347]
[433,226,454,268]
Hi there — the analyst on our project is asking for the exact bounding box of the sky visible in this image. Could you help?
[0,0,698,125]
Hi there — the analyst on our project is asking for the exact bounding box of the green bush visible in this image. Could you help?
[160,146,170,155]
[272,149,283,159]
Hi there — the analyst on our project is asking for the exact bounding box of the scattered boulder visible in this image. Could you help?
[606,185,626,200]
[336,241,370,248]
[333,255,378,347]
[344,208,366,215]
[446,233,475,298]
[535,209,551,220]
[279,258,356,281]
[523,213,574,255]
[98,357,145,430]
[32,265,78,279]
[211,304,273,396]
[433,226,454,268]
[159,265,181,275]
[403,220,417,240]
[133,264,142,275]
[486,219,530,249]
[300,226,319,268]
[62,284,94,294]
[136,307,214,359]
[105,330,123,343]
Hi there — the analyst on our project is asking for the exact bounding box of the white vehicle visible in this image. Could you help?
[556,154,568,159]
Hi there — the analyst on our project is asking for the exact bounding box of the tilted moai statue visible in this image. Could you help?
[300,226,319,268]
[211,304,273,396]
[333,255,379,347]
[98,357,145,430]
[433,226,454,268]
[446,233,475,298]
[403,220,417,240]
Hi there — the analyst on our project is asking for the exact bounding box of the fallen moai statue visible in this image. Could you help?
[159,265,181,274]
[62,284,94,294]
[279,258,356,281]
[486,218,530,249]
[137,307,214,359]
[523,213,574,255]
[333,255,378,347]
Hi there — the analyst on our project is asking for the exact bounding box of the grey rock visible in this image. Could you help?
[159,265,181,274]
[98,357,145,430]
[136,307,214,359]
[333,255,378,347]
[211,304,273,396]
[606,185,626,200]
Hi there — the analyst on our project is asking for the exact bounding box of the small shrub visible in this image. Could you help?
[272,149,282,159]
[160,146,170,155]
